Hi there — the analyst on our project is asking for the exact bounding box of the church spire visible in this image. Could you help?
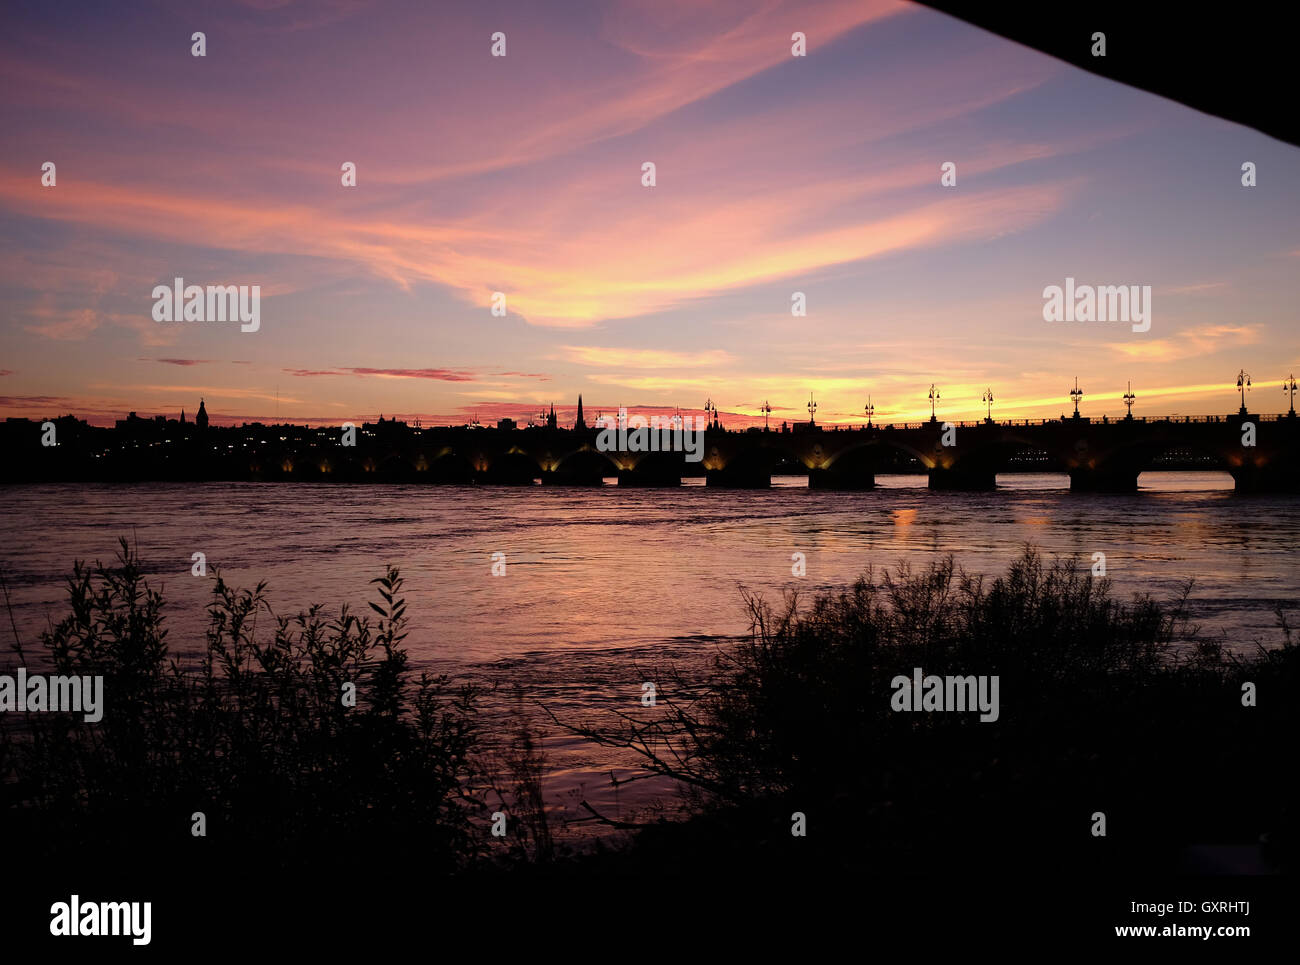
[575,394,586,430]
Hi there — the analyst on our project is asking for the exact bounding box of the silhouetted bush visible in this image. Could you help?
[576,547,1298,874]
[1,539,484,876]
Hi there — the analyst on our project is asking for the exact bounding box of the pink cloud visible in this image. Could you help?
[284,367,481,381]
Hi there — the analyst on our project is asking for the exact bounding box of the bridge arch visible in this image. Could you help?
[721,441,800,471]
[934,430,1049,476]
[376,451,417,481]
[1092,432,1228,474]
[544,444,619,485]
[822,437,935,472]
[426,448,476,483]
[551,444,622,474]
[484,448,544,484]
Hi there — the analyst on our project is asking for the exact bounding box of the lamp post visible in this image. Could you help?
[928,384,940,423]
[982,388,994,423]
[1123,381,1136,420]
[864,395,874,429]
[761,400,772,431]
[807,393,817,427]
[1236,370,1251,415]
[1070,377,1083,419]
[1286,375,1297,417]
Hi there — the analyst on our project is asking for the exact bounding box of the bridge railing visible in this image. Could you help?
[848,413,1294,431]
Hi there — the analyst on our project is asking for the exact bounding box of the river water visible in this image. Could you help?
[2,472,1295,838]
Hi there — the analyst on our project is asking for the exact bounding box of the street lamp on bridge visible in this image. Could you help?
[1069,377,1084,419]
[864,395,874,428]
[1285,375,1297,417]
[705,397,716,430]
[1236,370,1251,416]
[807,393,817,427]
[761,400,772,431]
[1123,381,1136,420]
[928,384,941,423]
[982,388,994,423]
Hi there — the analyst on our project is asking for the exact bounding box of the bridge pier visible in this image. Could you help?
[541,468,604,486]
[479,465,538,485]
[1229,464,1300,493]
[1069,466,1140,493]
[617,467,681,487]
[706,467,770,488]
[928,466,996,491]
[808,467,874,490]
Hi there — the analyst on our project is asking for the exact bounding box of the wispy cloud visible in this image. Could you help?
[1166,281,1228,295]
[1109,324,1260,362]
[560,346,735,369]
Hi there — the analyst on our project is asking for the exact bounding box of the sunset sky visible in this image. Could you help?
[2,0,1298,427]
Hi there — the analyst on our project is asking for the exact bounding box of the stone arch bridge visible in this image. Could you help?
[16,412,1295,492]
[285,413,1300,492]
